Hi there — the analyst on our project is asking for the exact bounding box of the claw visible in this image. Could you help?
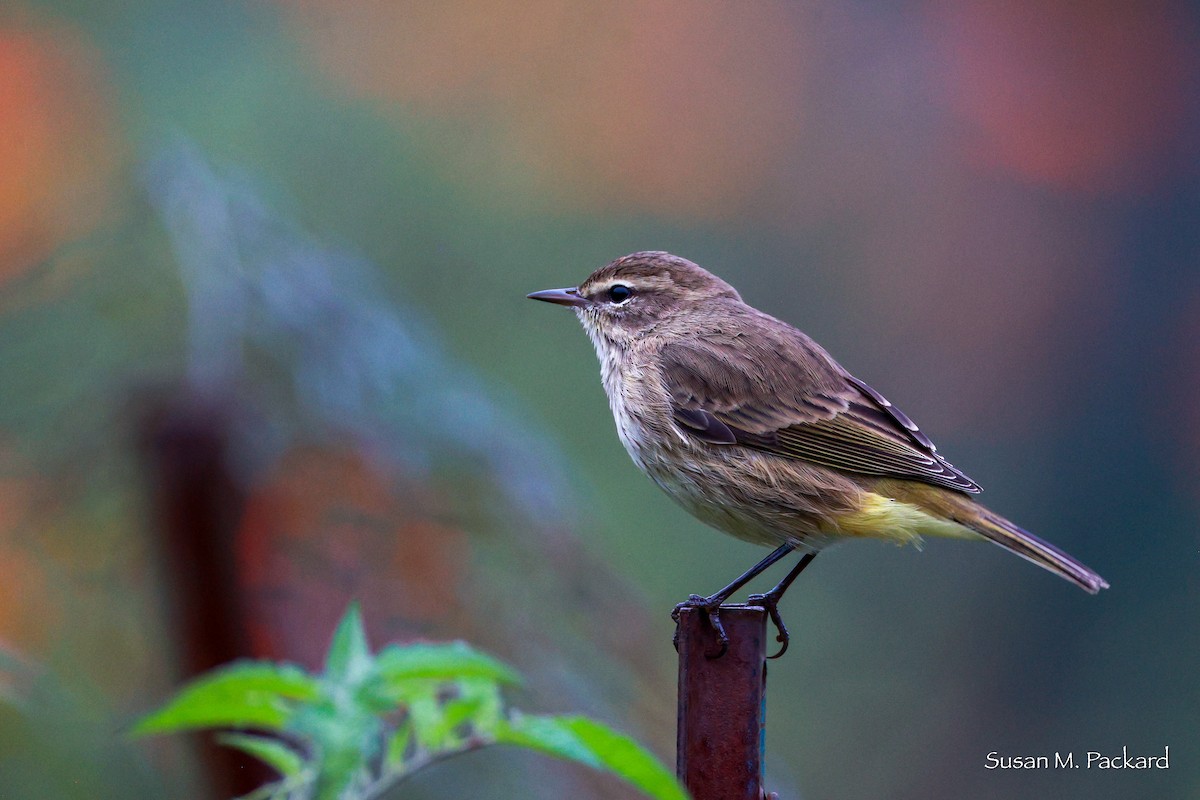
[747,592,790,659]
[672,594,731,659]
[674,551,814,661]
[704,607,729,659]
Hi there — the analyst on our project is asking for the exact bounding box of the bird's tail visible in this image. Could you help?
[959,504,1109,594]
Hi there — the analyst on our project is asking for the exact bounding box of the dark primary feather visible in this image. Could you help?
[673,407,738,444]
[661,332,982,495]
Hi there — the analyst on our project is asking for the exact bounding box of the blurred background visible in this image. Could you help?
[0,1,1197,798]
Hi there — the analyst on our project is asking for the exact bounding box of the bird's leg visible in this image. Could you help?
[672,544,795,658]
[748,552,817,659]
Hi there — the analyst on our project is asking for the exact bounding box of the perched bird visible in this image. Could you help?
[528,252,1107,656]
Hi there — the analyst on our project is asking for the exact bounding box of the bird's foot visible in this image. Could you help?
[672,593,731,659]
[747,589,790,659]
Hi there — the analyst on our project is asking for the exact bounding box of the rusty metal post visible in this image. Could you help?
[676,604,771,800]
[139,391,266,797]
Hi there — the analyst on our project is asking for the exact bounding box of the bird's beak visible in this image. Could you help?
[526,287,589,308]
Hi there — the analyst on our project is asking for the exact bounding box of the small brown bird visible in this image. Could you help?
[529,252,1107,656]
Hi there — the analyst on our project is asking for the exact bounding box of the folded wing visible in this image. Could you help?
[662,337,982,495]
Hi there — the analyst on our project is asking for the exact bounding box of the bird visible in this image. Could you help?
[528,251,1108,657]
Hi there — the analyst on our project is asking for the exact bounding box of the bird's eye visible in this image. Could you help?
[607,284,633,304]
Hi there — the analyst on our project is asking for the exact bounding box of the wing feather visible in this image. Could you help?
[660,337,981,494]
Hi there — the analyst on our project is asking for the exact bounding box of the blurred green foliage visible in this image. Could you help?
[134,604,686,800]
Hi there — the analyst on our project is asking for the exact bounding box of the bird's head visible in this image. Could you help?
[527,251,741,347]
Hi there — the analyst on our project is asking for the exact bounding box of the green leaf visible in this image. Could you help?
[133,661,320,735]
[404,682,447,751]
[497,714,688,800]
[373,642,521,688]
[384,720,413,770]
[445,678,503,736]
[313,745,364,800]
[217,732,306,778]
[324,603,372,685]
[287,701,380,800]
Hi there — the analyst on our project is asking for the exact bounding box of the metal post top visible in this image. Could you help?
[676,605,770,800]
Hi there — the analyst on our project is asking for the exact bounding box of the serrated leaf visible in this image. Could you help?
[373,642,520,688]
[135,662,319,738]
[134,661,320,735]
[324,603,372,685]
[496,713,599,768]
[217,732,306,778]
[497,714,688,800]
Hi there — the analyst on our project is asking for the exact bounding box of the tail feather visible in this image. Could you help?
[964,507,1109,594]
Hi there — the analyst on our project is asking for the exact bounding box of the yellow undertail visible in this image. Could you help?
[832,492,981,547]
[832,485,1108,594]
